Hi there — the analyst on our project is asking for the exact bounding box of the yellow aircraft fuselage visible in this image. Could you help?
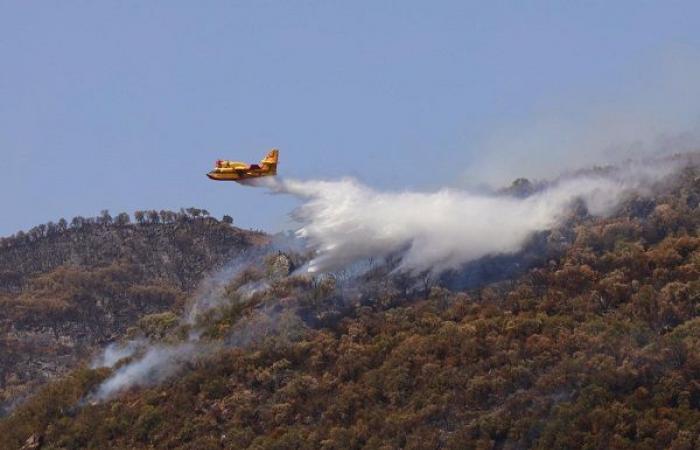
[207,149,279,182]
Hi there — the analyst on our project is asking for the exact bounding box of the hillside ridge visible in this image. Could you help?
[0,209,264,416]
[3,169,700,448]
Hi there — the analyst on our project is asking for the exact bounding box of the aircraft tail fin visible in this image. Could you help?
[260,149,279,174]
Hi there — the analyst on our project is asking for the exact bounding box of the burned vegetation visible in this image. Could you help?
[0,209,262,417]
[3,169,700,449]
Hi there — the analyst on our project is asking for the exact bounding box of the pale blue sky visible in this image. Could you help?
[2,1,700,236]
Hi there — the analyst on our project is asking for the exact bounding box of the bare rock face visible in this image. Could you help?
[268,252,294,280]
[20,434,41,450]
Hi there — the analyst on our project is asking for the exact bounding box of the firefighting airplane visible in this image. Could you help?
[207,149,279,182]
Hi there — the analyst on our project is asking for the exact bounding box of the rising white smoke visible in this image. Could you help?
[89,155,688,402]
[90,339,143,369]
[90,238,300,402]
[93,342,209,401]
[184,250,263,324]
[462,50,700,187]
[269,157,684,274]
[89,258,250,401]
[89,259,250,401]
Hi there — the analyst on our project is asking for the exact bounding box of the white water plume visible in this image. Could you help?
[87,155,689,402]
[267,157,685,274]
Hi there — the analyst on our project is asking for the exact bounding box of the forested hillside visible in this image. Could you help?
[3,168,700,449]
[0,209,264,416]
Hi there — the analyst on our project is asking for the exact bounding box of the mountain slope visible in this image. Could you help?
[0,210,265,415]
[3,169,700,449]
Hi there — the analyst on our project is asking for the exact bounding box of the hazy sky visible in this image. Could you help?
[2,1,700,236]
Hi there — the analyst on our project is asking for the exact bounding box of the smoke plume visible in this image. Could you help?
[93,342,209,401]
[462,50,700,187]
[90,238,301,402]
[89,155,690,402]
[90,340,143,369]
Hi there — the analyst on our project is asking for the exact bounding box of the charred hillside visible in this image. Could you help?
[0,209,265,294]
[0,210,265,416]
[3,167,700,449]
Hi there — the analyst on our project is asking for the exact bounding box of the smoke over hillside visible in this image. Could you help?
[10,155,700,449]
[87,155,689,402]
[89,243,296,401]
[462,51,700,187]
[93,342,206,401]
[266,158,685,274]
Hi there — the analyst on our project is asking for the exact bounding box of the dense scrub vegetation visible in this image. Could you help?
[0,210,263,416]
[4,169,700,449]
